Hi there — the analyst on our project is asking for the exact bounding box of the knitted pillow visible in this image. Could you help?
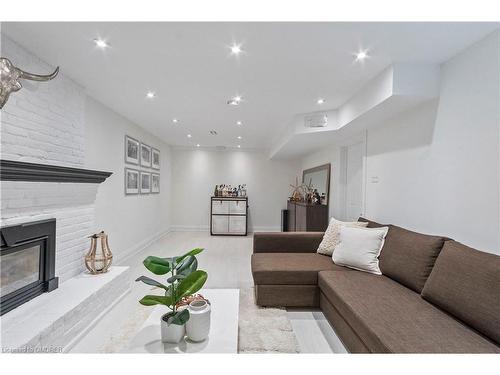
[317,217,368,256]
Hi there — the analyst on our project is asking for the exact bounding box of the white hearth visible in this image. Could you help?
[1,266,130,352]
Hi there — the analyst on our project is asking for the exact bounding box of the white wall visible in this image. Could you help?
[171,148,300,232]
[1,34,172,272]
[300,30,500,254]
[84,97,172,262]
[365,30,499,253]
[363,101,438,228]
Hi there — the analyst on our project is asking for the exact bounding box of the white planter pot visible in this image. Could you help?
[186,300,211,342]
[161,313,185,343]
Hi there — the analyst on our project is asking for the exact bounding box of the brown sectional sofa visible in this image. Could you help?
[251,218,500,353]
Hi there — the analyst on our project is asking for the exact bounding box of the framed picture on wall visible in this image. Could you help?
[152,148,160,170]
[125,136,140,164]
[125,168,139,195]
[140,172,151,194]
[151,173,160,193]
[140,143,152,168]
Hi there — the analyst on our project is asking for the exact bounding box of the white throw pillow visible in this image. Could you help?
[332,226,389,275]
[317,217,368,256]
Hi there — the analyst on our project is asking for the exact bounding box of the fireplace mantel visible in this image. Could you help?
[0,160,112,183]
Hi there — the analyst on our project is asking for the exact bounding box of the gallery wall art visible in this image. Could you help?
[125,168,140,194]
[151,173,160,193]
[124,135,160,195]
[140,172,151,194]
[125,136,140,164]
[140,143,152,168]
[152,148,160,169]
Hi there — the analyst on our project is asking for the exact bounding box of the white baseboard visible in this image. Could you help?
[115,227,172,265]
[251,226,281,233]
[169,225,281,233]
[170,225,209,232]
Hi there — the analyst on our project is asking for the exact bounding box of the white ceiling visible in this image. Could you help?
[2,22,498,150]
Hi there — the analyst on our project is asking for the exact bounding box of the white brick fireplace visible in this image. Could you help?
[1,35,96,282]
[1,34,130,352]
[0,172,131,352]
[1,181,98,283]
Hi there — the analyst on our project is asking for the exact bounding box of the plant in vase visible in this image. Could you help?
[135,248,208,343]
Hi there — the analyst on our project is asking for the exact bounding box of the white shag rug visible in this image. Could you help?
[101,305,151,353]
[98,287,300,353]
[238,288,300,353]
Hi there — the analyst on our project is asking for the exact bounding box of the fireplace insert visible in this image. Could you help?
[0,218,58,315]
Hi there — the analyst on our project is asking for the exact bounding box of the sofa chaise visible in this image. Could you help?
[251,218,500,353]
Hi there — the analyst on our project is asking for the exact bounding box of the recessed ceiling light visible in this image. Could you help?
[236,121,242,126]
[227,95,242,106]
[196,144,200,147]
[93,38,109,49]
[237,145,241,148]
[187,134,192,138]
[237,136,242,140]
[172,118,179,124]
[146,91,156,99]
[317,98,325,105]
[355,50,368,61]
[230,43,242,55]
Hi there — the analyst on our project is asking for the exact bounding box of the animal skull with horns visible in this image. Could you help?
[0,57,59,109]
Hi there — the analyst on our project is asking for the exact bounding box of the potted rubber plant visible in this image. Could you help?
[135,248,208,343]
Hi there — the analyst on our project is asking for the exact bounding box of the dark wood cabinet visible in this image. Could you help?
[287,201,296,231]
[287,201,328,232]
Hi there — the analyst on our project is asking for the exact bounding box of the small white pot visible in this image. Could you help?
[186,300,211,342]
[161,313,185,343]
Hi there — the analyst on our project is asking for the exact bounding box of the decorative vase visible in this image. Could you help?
[175,293,208,309]
[161,312,186,343]
[186,299,211,342]
[85,231,113,274]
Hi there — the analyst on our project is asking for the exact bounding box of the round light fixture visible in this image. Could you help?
[196,144,200,147]
[355,50,368,61]
[317,98,325,105]
[237,136,242,140]
[146,91,156,99]
[172,118,179,123]
[237,145,241,148]
[187,134,192,138]
[230,43,242,55]
[94,38,109,49]
[227,95,242,106]
[236,121,243,126]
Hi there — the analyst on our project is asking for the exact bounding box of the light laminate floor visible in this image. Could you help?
[70,231,345,353]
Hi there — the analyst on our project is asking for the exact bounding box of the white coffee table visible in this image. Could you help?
[126,289,239,353]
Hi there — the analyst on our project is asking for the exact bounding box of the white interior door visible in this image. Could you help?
[345,142,364,221]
